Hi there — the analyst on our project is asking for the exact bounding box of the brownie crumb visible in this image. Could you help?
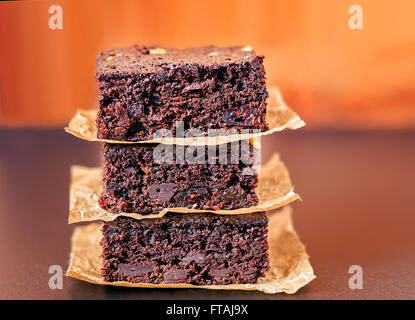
[96,45,269,141]
[101,212,269,285]
[100,142,259,214]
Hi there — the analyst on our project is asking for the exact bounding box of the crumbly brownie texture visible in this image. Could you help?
[101,213,269,284]
[96,45,268,141]
[100,142,259,214]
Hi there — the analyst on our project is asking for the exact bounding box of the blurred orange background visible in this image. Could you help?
[0,0,414,128]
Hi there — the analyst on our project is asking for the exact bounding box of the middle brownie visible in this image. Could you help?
[100,141,259,214]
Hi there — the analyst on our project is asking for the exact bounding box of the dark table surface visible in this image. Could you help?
[0,128,414,300]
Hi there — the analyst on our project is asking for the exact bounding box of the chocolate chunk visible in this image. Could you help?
[163,269,186,283]
[210,266,235,280]
[182,253,207,264]
[118,262,156,277]
[147,183,176,202]
[182,79,214,93]
[222,187,242,202]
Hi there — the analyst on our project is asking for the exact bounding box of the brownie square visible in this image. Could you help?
[96,45,268,141]
[100,212,269,285]
[100,141,259,214]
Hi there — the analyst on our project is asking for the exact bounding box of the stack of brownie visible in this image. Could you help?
[72,45,283,285]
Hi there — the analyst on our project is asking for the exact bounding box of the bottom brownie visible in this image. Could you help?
[101,213,269,285]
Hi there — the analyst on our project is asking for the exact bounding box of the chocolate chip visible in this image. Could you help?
[118,262,156,277]
[163,269,186,283]
[182,253,207,264]
[147,183,176,202]
[210,266,235,280]
[182,82,202,93]
[223,188,241,202]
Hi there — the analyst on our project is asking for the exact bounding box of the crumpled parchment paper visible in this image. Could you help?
[66,206,315,294]
[69,153,300,223]
[65,87,305,146]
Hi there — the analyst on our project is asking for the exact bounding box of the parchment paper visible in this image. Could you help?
[66,206,315,294]
[64,87,305,145]
[69,153,300,223]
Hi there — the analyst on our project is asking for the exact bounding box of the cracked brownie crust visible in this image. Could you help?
[101,212,269,284]
[100,142,259,214]
[96,45,268,141]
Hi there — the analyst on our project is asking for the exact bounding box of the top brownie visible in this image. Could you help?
[96,45,269,141]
